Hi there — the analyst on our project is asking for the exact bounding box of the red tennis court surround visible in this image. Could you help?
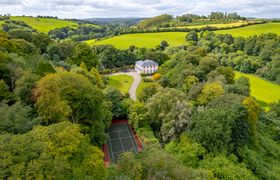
[103,120,143,164]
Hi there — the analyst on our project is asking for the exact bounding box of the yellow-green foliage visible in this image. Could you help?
[242,97,259,141]
[198,81,225,105]
[0,121,107,179]
[92,32,187,49]
[90,67,104,88]
[85,39,96,46]
[235,71,280,104]
[79,61,88,72]
[10,16,78,33]
[216,23,280,37]
[107,74,133,94]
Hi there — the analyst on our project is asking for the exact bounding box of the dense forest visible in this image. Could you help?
[0,14,280,179]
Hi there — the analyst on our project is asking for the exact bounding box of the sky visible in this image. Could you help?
[0,0,280,19]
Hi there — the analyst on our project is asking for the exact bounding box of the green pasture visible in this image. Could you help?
[107,74,133,94]
[235,71,280,107]
[10,16,78,33]
[216,23,280,37]
[92,32,187,49]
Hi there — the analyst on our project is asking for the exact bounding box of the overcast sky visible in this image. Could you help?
[0,0,279,19]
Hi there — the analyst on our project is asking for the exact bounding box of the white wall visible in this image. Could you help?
[135,64,158,74]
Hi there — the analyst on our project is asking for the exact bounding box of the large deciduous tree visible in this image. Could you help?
[146,88,192,142]
[35,72,112,145]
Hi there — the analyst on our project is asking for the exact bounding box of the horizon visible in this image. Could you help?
[0,0,280,19]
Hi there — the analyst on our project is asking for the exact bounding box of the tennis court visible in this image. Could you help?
[103,120,143,164]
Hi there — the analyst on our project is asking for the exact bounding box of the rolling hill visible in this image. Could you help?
[9,16,78,33]
[216,22,280,37]
[90,32,187,49]
[235,71,280,107]
[89,22,280,49]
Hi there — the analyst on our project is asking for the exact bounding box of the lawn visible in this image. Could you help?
[10,16,78,33]
[92,32,187,49]
[107,75,134,94]
[216,23,280,37]
[235,71,280,107]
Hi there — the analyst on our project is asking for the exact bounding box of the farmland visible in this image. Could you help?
[216,22,280,37]
[9,16,78,33]
[89,23,280,49]
[235,71,280,107]
[163,20,254,29]
[107,74,134,94]
[91,32,187,49]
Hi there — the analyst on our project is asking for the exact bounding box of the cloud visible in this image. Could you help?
[0,0,279,18]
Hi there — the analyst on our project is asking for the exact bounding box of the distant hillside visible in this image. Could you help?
[137,14,173,29]
[84,18,145,25]
[8,16,78,33]
[216,22,280,37]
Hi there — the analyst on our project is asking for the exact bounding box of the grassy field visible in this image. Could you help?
[216,23,280,37]
[85,39,96,46]
[9,16,78,33]
[92,32,187,49]
[235,71,280,107]
[164,21,253,29]
[107,75,134,94]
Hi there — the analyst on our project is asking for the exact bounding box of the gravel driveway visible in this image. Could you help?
[107,70,141,101]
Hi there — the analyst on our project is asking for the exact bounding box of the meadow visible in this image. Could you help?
[164,21,253,29]
[216,22,280,37]
[235,71,280,107]
[9,16,78,33]
[107,74,133,94]
[91,32,187,49]
[89,22,280,49]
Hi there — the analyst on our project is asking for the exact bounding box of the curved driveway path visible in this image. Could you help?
[107,71,141,101]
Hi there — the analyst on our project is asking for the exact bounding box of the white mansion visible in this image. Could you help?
[135,60,158,74]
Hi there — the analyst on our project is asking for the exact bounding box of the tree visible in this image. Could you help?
[197,81,225,105]
[242,97,259,142]
[14,72,40,105]
[189,108,236,153]
[104,87,127,118]
[159,40,169,50]
[0,102,40,134]
[146,88,192,142]
[186,31,198,44]
[166,133,205,168]
[138,83,160,102]
[226,76,250,96]
[128,102,149,129]
[69,43,98,69]
[0,79,15,103]
[0,122,107,179]
[90,67,104,88]
[35,72,111,145]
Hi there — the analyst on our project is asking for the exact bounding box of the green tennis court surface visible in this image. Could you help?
[107,123,139,163]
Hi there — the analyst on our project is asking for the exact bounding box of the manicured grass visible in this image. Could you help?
[235,71,280,107]
[92,32,187,49]
[107,75,134,94]
[216,23,280,37]
[10,16,78,33]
